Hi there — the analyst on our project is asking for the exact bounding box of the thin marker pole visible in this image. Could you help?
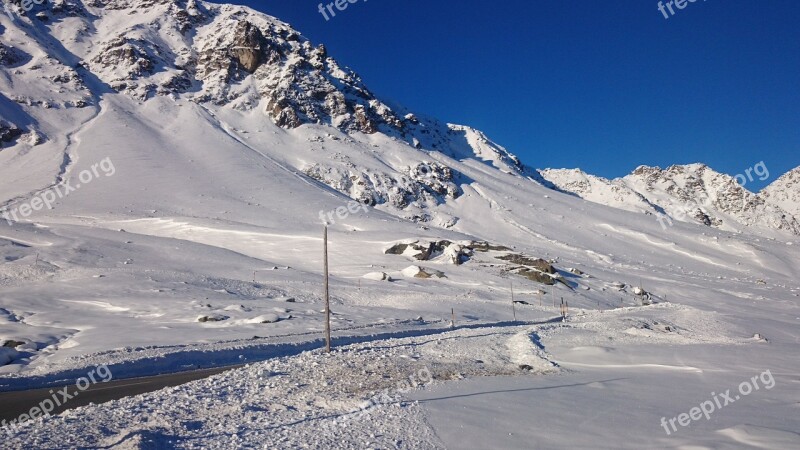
[324,225,331,353]
[511,281,516,322]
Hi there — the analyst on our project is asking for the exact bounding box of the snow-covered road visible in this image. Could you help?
[4,302,797,449]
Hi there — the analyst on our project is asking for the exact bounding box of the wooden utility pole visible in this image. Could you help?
[323,226,331,353]
[511,281,516,322]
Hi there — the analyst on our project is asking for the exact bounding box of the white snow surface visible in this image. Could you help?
[0,1,798,448]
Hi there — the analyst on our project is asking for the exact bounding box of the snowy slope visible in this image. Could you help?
[538,168,659,214]
[0,2,799,448]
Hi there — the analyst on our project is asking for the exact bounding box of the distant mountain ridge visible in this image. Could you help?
[761,167,800,221]
[540,164,800,235]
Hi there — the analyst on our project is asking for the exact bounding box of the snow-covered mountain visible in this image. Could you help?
[761,166,800,220]
[0,0,527,218]
[538,168,660,214]
[541,164,800,235]
[1,2,800,448]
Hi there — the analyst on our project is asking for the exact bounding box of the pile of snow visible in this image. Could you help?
[363,272,391,281]
[401,266,445,279]
[245,314,281,324]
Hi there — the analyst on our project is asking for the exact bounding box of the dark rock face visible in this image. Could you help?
[305,161,462,212]
[384,240,477,264]
[91,37,156,80]
[197,314,228,323]
[470,242,512,252]
[231,20,267,73]
[410,162,461,199]
[384,241,438,260]
[496,254,556,274]
[0,123,23,146]
[385,243,411,255]
[517,268,556,285]
[385,241,562,285]
[0,43,23,67]
[171,0,206,34]
[193,17,401,135]
[2,340,25,348]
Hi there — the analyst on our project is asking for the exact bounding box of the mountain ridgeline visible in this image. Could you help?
[0,0,797,234]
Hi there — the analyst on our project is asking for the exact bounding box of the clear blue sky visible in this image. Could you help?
[213,0,799,191]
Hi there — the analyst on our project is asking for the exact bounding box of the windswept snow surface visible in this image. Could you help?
[0,1,799,448]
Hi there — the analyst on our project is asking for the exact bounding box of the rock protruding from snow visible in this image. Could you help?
[401,265,445,279]
[384,240,475,265]
[496,253,556,274]
[363,272,391,282]
[247,314,281,324]
[197,313,228,322]
[0,42,26,67]
[0,121,23,147]
[230,20,269,73]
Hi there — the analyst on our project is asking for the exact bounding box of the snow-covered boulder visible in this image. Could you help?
[248,314,281,324]
[401,265,445,279]
[224,304,251,312]
[363,272,391,281]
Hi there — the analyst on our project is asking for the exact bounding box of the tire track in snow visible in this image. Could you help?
[0,317,564,392]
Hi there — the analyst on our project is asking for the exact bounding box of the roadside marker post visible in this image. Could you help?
[323,226,331,353]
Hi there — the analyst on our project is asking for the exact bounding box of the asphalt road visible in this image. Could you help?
[0,364,244,424]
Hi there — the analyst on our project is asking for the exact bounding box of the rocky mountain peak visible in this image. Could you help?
[761,166,800,220]
[541,163,800,235]
[0,0,529,224]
